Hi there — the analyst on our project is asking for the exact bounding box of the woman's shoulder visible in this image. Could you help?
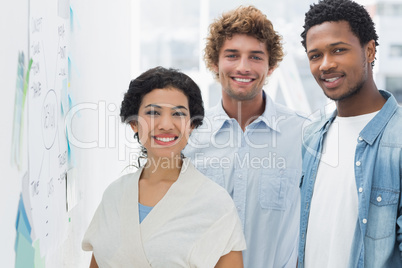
[102,169,141,201]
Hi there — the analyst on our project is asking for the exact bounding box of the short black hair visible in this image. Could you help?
[301,0,379,51]
[120,66,204,128]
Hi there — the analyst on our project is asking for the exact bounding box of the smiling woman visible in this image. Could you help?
[81,66,246,268]
[130,88,194,161]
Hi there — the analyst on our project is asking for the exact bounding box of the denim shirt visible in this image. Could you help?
[298,90,402,268]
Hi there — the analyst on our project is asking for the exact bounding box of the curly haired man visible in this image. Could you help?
[184,6,306,268]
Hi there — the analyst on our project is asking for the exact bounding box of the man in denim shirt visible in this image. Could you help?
[298,0,402,267]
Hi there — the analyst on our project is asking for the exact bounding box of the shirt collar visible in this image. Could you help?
[319,90,398,145]
[360,90,398,145]
[209,91,281,135]
[207,100,232,134]
[260,91,281,132]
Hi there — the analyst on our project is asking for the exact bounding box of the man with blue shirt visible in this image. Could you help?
[183,6,306,267]
[298,0,402,267]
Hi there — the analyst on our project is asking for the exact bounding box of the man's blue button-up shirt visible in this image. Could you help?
[184,93,306,268]
[298,90,402,268]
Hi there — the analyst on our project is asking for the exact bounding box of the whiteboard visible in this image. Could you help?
[3,0,143,266]
[27,0,70,257]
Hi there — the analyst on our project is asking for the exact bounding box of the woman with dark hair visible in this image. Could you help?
[82,66,246,268]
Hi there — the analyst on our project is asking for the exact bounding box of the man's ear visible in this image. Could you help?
[212,64,219,74]
[366,40,376,63]
[268,66,276,76]
[130,121,138,133]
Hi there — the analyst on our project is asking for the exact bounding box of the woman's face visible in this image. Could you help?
[131,87,193,161]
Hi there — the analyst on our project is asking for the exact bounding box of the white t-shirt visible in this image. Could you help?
[82,159,246,268]
[305,111,378,268]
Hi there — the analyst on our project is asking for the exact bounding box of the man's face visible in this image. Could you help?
[306,20,374,101]
[214,34,273,101]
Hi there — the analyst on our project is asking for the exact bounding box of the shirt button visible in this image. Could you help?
[363,219,367,224]
[356,161,361,166]
[377,196,382,202]
[358,136,363,141]
[358,187,363,193]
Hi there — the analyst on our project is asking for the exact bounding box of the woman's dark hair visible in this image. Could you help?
[301,0,379,65]
[120,67,204,167]
[120,66,204,128]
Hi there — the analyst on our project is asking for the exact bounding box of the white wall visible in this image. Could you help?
[1,0,133,267]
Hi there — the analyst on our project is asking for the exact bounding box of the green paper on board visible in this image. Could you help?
[15,233,35,268]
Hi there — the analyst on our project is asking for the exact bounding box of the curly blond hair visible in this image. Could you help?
[204,6,284,79]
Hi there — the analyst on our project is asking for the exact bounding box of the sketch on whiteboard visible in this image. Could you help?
[27,0,70,258]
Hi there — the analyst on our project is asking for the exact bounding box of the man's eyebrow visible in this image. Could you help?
[307,41,352,54]
[223,49,239,53]
[307,48,318,55]
[327,41,352,48]
[223,49,266,55]
[250,50,266,55]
